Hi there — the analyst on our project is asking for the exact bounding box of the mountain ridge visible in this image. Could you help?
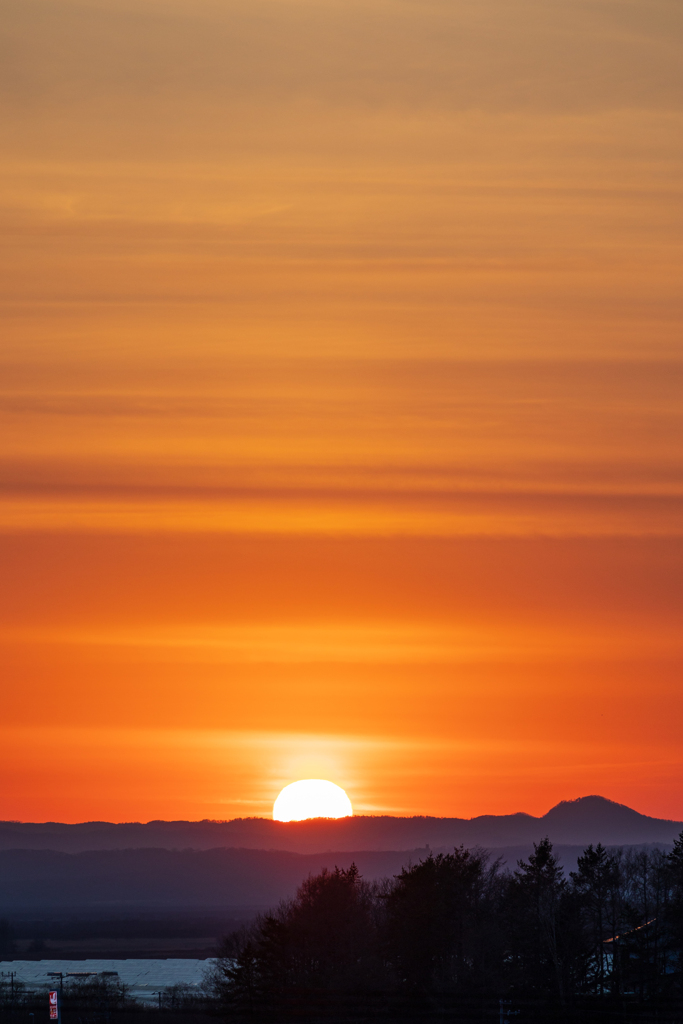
[1,796,680,853]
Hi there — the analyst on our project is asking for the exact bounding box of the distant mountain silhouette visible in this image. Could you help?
[543,795,670,839]
[0,796,680,853]
[0,842,667,917]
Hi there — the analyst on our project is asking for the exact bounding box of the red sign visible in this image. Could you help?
[49,990,59,1020]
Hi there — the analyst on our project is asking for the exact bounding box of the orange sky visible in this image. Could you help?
[1,0,682,823]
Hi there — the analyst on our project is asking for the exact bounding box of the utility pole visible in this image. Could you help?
[47,972,64,995]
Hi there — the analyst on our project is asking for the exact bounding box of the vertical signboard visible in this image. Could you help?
[49,990,59,1020]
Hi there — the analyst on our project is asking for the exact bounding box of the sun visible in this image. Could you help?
[273,779,353,822]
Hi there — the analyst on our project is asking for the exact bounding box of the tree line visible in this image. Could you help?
[212,834,683,1022]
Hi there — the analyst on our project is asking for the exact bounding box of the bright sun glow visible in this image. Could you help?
[273,779,353,822]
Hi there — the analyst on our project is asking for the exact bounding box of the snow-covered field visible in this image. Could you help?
[0,959,216,1002]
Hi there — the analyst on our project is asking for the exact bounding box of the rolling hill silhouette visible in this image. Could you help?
[1,796,680,853]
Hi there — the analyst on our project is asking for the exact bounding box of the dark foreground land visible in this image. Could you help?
[3,803,683,1023]
[2,911,250,961]
[2,987,683,1024]
[4,833,683,1024]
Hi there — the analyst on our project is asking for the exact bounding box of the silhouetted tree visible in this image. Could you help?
[384,846,502,1002]
[571,843,621,997]
[214,864,385,1020]
[667,830,683,993]
[213,924,265,1018]
[621,846,672,1003]
[504,838,570,1004]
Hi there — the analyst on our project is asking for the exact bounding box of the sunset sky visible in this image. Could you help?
[1,0,682,823]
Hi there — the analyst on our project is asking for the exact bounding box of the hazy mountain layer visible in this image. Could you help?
[1,842,671,917]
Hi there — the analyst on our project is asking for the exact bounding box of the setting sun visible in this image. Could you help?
[273,780,353,822]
